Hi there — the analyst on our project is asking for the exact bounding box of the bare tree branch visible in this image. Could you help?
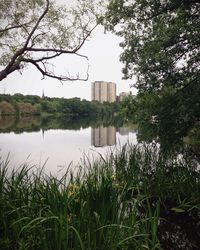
[24,0,50,49]
[24,58,89,82]
[25,23,98,54]
[26,53,62,63]
[0,22,32,34]
[73,24,98,52]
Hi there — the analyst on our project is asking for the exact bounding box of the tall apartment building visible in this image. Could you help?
[91,81,116,103]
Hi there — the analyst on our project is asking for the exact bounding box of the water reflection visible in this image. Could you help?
[0,116,137,175]
[0,115,199,175]
[91,126,137,147]
[91,126,116,147]
[0,115,126,134]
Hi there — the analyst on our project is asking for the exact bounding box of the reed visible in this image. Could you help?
[0,144,199,249]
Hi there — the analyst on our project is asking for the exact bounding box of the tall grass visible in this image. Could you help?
[0,144,200,249]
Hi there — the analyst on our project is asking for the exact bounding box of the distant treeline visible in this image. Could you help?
[0,94,120,117]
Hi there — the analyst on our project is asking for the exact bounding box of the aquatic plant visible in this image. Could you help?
[0,144,199,249]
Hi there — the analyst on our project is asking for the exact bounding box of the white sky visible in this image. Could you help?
[0,26,137,100]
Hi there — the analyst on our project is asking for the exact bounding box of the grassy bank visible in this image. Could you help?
[0,144,200,249]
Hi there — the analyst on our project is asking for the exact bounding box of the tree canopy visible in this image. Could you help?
[0,0,101,82]
[104,0,200,93]
[104,0,200,145]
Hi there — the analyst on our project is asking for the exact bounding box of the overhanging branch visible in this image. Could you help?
[0,0,97,82]
[1,0,50,76]
[22,58,89,82]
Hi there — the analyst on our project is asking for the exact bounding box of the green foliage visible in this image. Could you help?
[0,144,200,249]
[104,0,199,90]
[0,94,120,123]
[17,102,40,116]
[119,95,137,119]
[0,101,16,115]
[104,0,200,145]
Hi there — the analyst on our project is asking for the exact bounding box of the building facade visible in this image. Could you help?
[91,81,116,103]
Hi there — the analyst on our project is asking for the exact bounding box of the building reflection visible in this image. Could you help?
[91,126,116,147]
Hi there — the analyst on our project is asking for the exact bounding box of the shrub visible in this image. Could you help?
[0,101,15,115]
[17,102,40,116]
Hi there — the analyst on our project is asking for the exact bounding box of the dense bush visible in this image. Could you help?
[0,101,15,115]
[17,102,41,116]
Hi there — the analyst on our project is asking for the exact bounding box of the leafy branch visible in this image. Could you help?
[0,0,98,82]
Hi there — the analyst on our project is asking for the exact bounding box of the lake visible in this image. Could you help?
[0,116,138,176]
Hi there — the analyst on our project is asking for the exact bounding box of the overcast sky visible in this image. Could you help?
[0,26,137,100]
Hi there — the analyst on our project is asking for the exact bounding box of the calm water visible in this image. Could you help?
[0,117,137,175]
